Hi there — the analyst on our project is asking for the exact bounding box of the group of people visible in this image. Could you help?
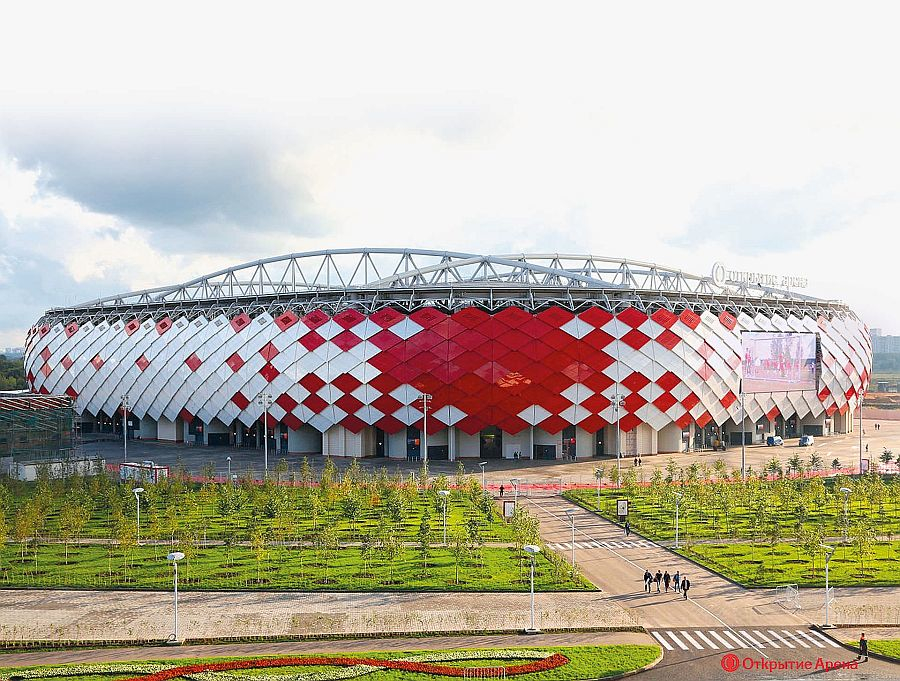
[631,454,643,466]
[643,569,691,599]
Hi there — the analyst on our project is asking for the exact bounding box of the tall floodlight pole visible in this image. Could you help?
[840,487,852,543]
[226,456,231,482]
[740,380,746,480]
[419,393,432,462]
[167,551,185,642]
[133,487,144,545]
[820,544,835,628]
[594,468,602,510]
[438,490,450,545]
[121,394,130,464]
[524,544,541,633]
[256,393,273,479]
[674,492,683,549]
[565,509,576,567]
[479,461,486,490]
[614,393,625,488]
[859,393,864,474]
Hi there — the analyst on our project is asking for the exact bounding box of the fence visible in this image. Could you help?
[774,584,800,611]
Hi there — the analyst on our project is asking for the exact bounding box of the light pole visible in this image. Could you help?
[840,487,852,543]
[418,393,432,462]
[511,478,520,504]
[121,394,130,464]
[594,468,602,510]
[479,461,487,490]
[133,487,144,545]
[565,509,576,567]
[226,456,231,483]
[524,544,541,633]
[820,544,835,628]
[256,393,273,479]
[438,490,450,545]
[166,551,185,643]
[613,393,625,488]
[674,492,683,549]
[858,393,864,474]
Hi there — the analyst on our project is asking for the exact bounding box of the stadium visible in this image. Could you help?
[24,249,871,461]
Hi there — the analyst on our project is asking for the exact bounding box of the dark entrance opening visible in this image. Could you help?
[562,425,577,459]
[375,428,386,457]
[406,426,421,461]
[480,426,502,458]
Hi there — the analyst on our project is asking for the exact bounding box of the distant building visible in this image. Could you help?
[0,392,75,464]
[869,329,900,354]
[1,347,25,358]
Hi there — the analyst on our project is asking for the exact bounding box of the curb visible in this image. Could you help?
[810,626,900,664]
[595,643,664,680]
[0,626,647,653]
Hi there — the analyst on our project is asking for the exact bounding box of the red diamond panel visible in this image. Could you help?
[125,319,141,336]
[135,355,150,372]
[372,394,403,415]
[454,307,490,328]
[332,373,362,393]
[375,415,405,434]
[407,330,442,354]
[410,308,447,329]
[720,391,737,408]
[651,308,678,328]
[537,307,574,327]
[682,393,700,410]
[675,412,692,430]
[656,371,680,391]
[231,392,250,410]
[538,414,569,434]
[818,386,831,401]
[302,310,330,330]
[581,393,611,413]
[156,317,172,335]
[696,363,714,381]
[40,363,51,377]
[65,323,79,338]
[91,354,104,370]
[695,411,712,428]
[583,329,614,351]
[456,415,488,435]
[623,393,647,412]
[698,342,715,360]
[302,393,328,413]
[496,415,529,435]
[719,311,737,330]
[579,307,614,328]
[65,386,78,399]
[369,329,402,350]
[656,329,680,350]
[40,347,52,362]
[498,329,531,351]
[299,331,326,352]
[275,310,299,331]
[259,342,279,361]
[299,373,326,393]
[230,313,250,332]
[622,372,650,392]
[179,408,194,423]
[619,413,642,432]
[617,307,648,328]
[766,406,780,420]
[282,413,303,430]
[226,353,245,372]
[185,354,202,372]
[61,355,73,370]
[259,363,280,382]
[621,329,650,350]
[370,308,404,328]
[653,392,678,412]
[825,404,837,417]
[369,373,402,394]
[336,394,364,414]
[520,317,552,338]
[333,309,365,329]
[578,414,608,433]
[275,393,298,412]
[679,309,701,329]
[494,306,533,326]
[332,330,362,351]
[340,414,366,434]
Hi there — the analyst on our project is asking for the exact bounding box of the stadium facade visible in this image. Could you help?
[24,250,871,460]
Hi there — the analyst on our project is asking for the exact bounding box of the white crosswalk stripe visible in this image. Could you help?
[783,630,810,648]
[666,631,690,650]
[693,631,719,649]
[739,630,763,647]
[652,631,674,651]
[679,631,704,650]
[753,630,779,648]
[724,630,748,648]
[796,630,826,648]
[709,630,734,649]
[809,630,842,648]
[768,630,794,648]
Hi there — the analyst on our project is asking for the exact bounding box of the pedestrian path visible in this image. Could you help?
[648,627,842,654]
[548,538,654,551]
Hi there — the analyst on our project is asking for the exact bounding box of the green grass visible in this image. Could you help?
[680,541,900,587]
[845,639,900,660]
[0,645,661,681]
[0,542,592,591]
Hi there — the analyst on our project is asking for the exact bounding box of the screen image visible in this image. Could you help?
[741,331,819,394]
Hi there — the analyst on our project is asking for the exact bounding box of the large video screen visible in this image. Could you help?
[741,331,819,394]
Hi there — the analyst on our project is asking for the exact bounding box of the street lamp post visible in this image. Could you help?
[565,509,576,567]
[438,490,450,545]
[256,393,273,479]
[674,492,683,549]
[511,478,520,504]
[226,456,231,483]
[840,487,852,543]
[820,544,835,628]
[859,393,864,474]
[614,393,625,488]
[419,393,432,463]
[594,468,602,511]
[479,461,487,490]
[133,487,144,545]
[166,551,185,643]
[120,394,130,464]
[524,544,541,633]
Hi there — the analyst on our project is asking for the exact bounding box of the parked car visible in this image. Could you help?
[799,435,815,447]
[766,435,784,446]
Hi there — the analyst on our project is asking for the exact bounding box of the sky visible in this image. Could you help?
[2,1,900,348]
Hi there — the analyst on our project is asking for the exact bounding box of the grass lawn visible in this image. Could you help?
[0,645,661,681]
[0,542,592,591]
[845,639,900,660]
[679,541,900,587]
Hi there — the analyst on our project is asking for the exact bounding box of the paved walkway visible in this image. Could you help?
[0,589,636,642]
[0,631,652,668]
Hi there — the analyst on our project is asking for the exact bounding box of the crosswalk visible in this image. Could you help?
[549,539,654,551]
[650,628,842,654]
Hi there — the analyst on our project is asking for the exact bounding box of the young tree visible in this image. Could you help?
[831,458,841,471]
[380,528,402,585]
[417,511,431,572]
[340,492,363,539]
[880,450,894,465]
[850,519,875,574]
[316,524,339,585]
[58,501,89,564]
[808,452,823,472]
[450,528,466,585]
[787,454,803,477]
[251,526,267,584]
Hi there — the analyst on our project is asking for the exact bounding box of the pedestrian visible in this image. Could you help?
[857,633,868,661]
[682,577,691,599]
[643,570,652,593]
[638,456,642,466]
[865,444,868,454]
[633,454,638,467]
[663,571,671,592]
[673,570,680,592]
[654,570,662,593]
[624,519,631,536]
[499,484,504,498]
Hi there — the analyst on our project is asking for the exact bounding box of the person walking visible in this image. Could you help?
[638,456,642,466]
[654,570,662,593]
[663,571,671,592]
[682,576,691,599]
[643,570,652,593]
[857,633,868,662]
[624,520,631,537]
[673,570,680,592]
[499,484,504,498]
